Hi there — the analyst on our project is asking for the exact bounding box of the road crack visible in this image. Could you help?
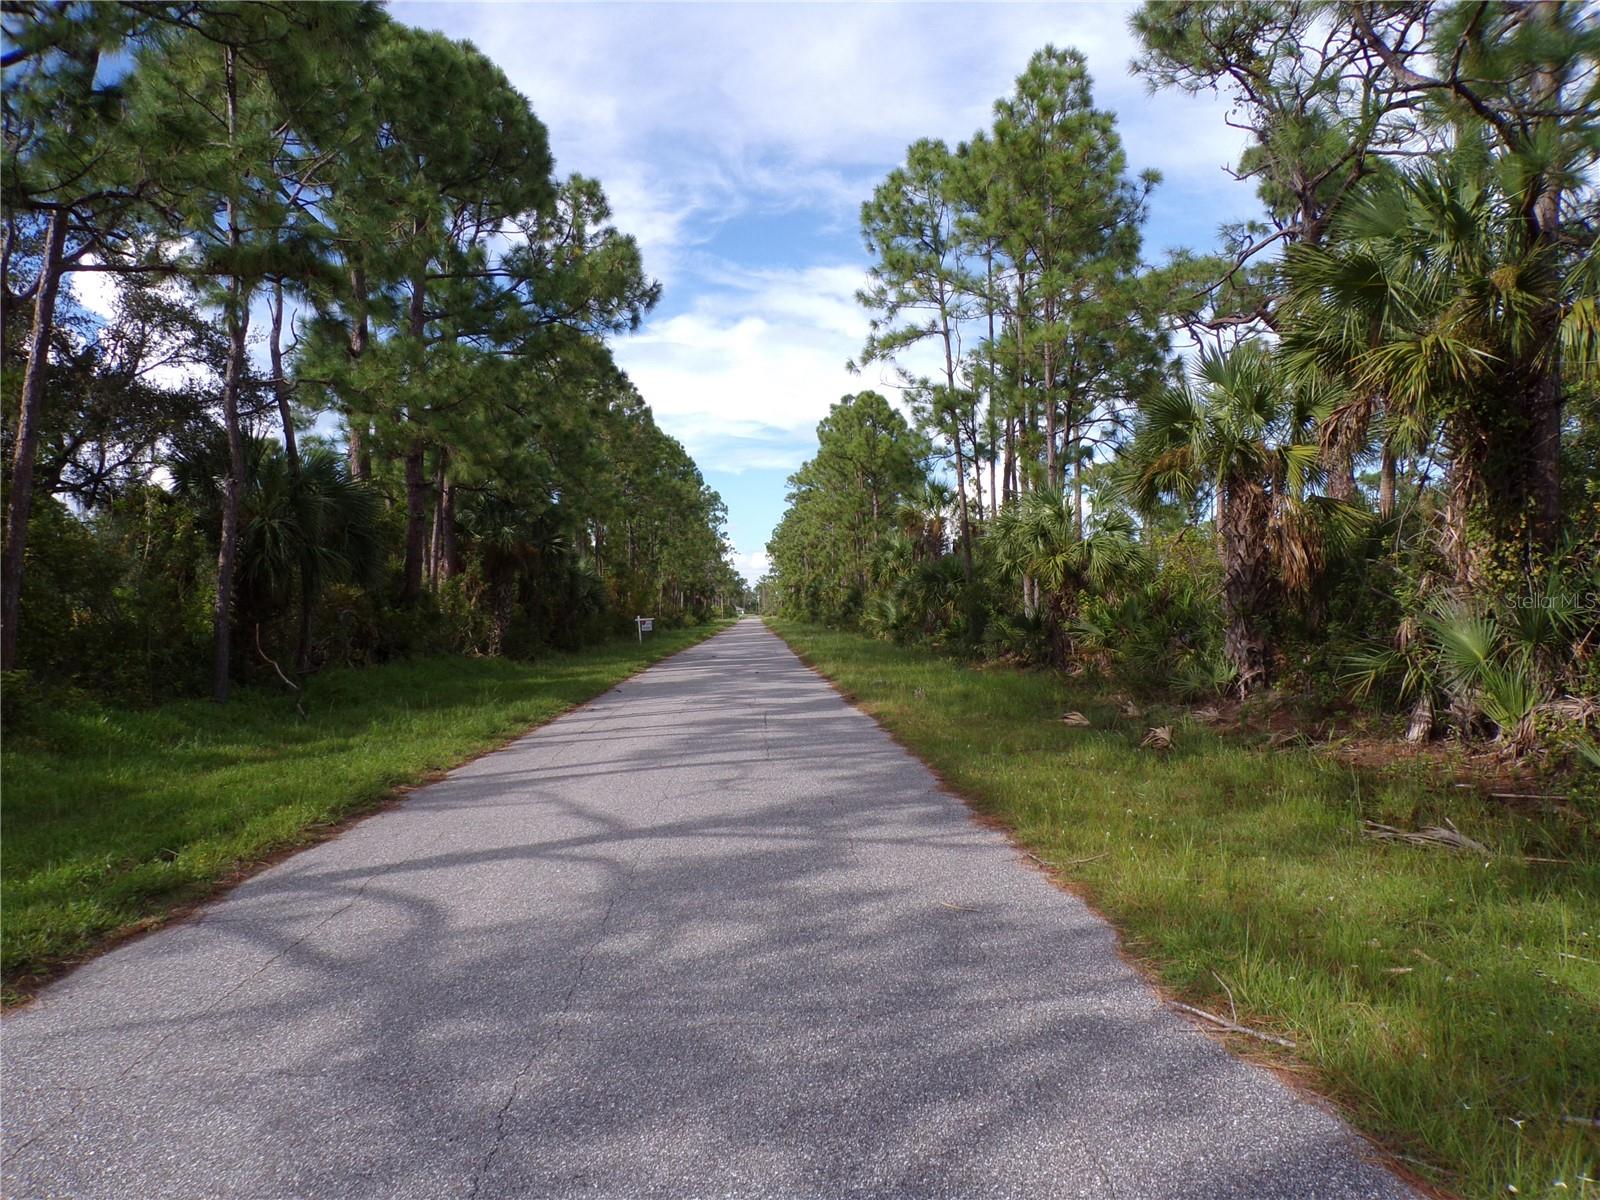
[465,842,644,1199]
[116,864,397,1083]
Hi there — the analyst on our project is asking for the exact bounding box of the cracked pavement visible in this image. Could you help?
[1,619,1417,1198]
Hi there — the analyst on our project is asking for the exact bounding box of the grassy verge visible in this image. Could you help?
[1,622,727,1000]
[769,620,1599,1200]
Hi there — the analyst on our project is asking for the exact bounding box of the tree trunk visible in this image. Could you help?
[1525,3,1565,552]
[1043,299,1056,490]
[1325,442,1355,502]
[0,205,67,671]
[273,277,314,673]
[346,422,370,484]
[1219,475,1273,696]
[1378,440,1397,519]
[270,278,298,472]
[940,317,973,577]
[401,439,428,600]
[1528,357,1562,550]
[345,263,370,482]
[950,422,973,577]
[400,264,429,600]
[487,575,512,657]
[979,249,992,518]
[212,46,250,705]
[971,417,985,522]
[1002,416,1016,503]
[1014,277,1030,496]
[294,576,314,674]
[428,450,445,587]
[438,471,457,582]
[1068,392,1083,539]
[1444,450,1478,588]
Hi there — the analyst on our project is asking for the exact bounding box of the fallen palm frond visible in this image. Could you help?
[1361,818,1490,856]
[1405,695,1435,744]
[1141,724,1173,749]
[1540,695,1598,724]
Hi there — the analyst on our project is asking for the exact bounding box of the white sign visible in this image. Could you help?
[635,616,655,641]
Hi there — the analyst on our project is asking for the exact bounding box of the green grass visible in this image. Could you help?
[0,623,726,999]
[770,620,1599,1200]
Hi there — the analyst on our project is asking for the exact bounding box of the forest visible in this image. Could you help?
[767,1,1600,774]
[2,5,1598,1195]
[2,1,742,707]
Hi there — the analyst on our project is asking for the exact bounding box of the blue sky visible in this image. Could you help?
[392,1,1267,583]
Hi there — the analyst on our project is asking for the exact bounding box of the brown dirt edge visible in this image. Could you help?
[764,619,1458,1200]
[2,625,729,1011]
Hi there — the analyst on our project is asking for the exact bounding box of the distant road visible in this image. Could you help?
[2,618,1414,1198]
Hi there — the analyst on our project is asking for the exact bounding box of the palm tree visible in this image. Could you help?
[1122,343,1327,695]
[455,494,572,656]
[988,486,1147,663]
[171,435,382,672]
[1281,155,1599,579]
[895,480,954,562]
[990,488,1145,603]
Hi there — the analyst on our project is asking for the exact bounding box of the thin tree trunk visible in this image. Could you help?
[939,310,973,577]
[428,450,445,588]
[213,44,249,704]
[1067,391,1083,538]
[0,206,67,671]
[1014,276,1030,495]
[951,424,972,571]
[1528,353,1562,550]
[295,577,314,674]
[401,264,429,599]
[345,264,371,482]
[270,278,298,472]
[273,276,316,674]
[1043,295,1056,490]
[439,470,457,582]
[986,246,999,513]
[971,418,984,522]
[1378,440,1397,519]
[1003,415,1015,503]
[401,439,428,600]
[1526,2,1565,552]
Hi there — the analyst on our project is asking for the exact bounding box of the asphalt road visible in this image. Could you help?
[2,618,1416,1199]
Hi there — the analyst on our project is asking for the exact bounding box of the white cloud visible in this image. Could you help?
[61,261,222,393]
[731,549,770,583]
[392,0,1263,566]
[614,262,872,473]
[396,2,1254,277]
[68,266,121,322]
